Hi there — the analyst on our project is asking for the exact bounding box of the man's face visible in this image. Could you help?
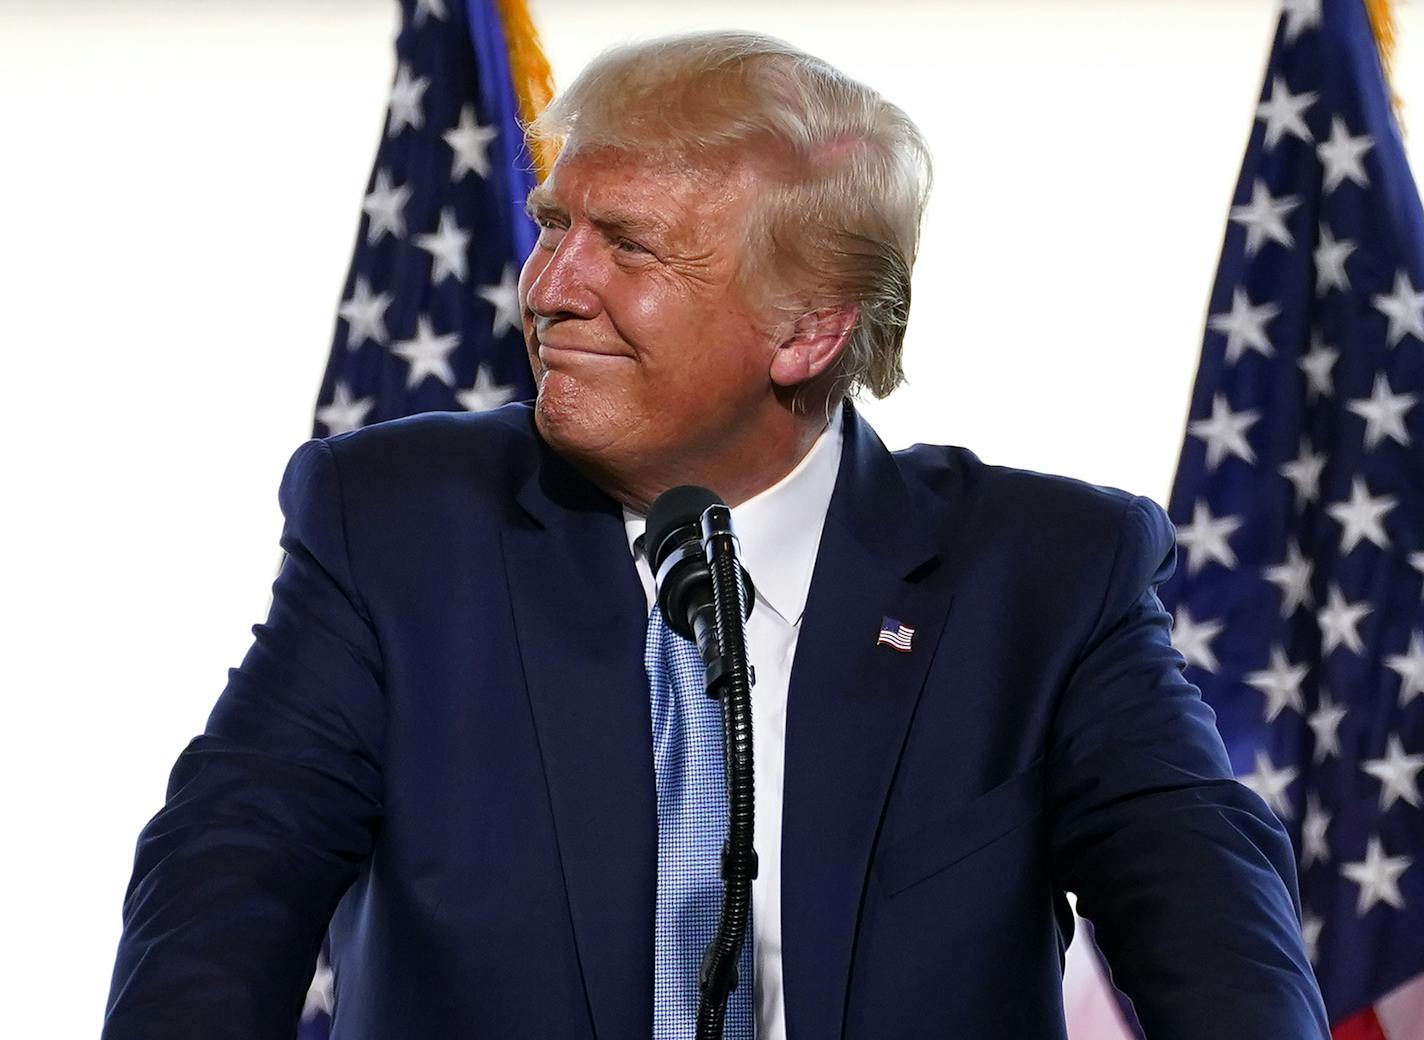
[518,146,782,502]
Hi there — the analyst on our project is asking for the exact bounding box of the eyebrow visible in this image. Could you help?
[524,184,561,221]
[524,185,672,243]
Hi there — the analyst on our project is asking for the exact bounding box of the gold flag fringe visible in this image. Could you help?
[1365,0,1397,79]
[495,0,557,180]
[1364,0,1403,118]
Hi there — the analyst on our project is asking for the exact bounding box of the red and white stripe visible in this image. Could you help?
[876,624,914,652]
[1063,918,1424,1039]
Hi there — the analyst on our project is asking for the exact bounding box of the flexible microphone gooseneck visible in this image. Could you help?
[646,486,758,1040]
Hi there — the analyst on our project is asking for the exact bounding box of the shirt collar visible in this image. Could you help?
[623,410,844,625]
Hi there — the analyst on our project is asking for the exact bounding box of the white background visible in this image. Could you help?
[3,0,1423,1034]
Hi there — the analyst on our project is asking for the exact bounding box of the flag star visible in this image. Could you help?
[1245,644,1309,722]
[1188,393,1260,471]
[1317,117,1373,194]
[388,62,430,136]
[1298,333,1339,401]
[415,207,471,284]
[362,169,411,244]
[1230,179,1299,255]
[337,276,392,348]
[1316,583,1372,656]
[1282,0,1322,42]
[1362,735,1424,811]
[457,364,519,412]
[1414,553,1424,601]
[1389,632,1424,708]
[1313,223,1355,295]
[1325,476,1396,553]
[392,315,460,388]
[1372,269,1424,348]
[478,263,522,336]
[1307,689,1346,763]
[1341,836,1411,914]
[1171,606,1224,672]
[1208,287,1279,363]
[444,105,499,181]
[1264,539,1314,617]
[1256,75,1316,148]
[315,382,375,436]
[413,0,448,24]
[1301,794,1332,867]
[1175,500,1242,575]
[1279,438,1327,510]
[1346,373,1416,450]
[302,955,334,1021]
[1240,749,1298,819]
[1300,910,1324,963]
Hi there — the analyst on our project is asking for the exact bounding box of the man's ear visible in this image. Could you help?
[769,302,860,389]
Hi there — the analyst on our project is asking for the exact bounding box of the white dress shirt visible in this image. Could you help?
[622,411,844,1040]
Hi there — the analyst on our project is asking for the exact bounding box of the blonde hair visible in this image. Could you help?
[528,30,933,403]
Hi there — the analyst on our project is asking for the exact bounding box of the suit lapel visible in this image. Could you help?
[781,403,976,1039]
[501,438,656,1039]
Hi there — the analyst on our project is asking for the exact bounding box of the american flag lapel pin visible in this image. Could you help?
[877,616,915,653]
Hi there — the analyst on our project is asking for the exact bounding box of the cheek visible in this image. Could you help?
[647,311,765,407]
[614,281,721,374]
[623,287,669,329]
[599,281,665,356]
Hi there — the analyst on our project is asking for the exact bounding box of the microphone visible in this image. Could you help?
[646,485,756,668]
[645,485,759,1037]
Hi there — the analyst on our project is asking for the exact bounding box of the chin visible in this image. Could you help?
[533,371,623,462]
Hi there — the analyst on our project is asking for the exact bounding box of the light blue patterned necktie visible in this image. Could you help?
[646,606,755,1039]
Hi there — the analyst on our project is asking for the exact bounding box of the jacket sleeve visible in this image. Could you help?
[1046,494,1329,1039]
[104,438,385,1039]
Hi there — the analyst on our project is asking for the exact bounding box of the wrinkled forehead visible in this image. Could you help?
[535,144,769,238]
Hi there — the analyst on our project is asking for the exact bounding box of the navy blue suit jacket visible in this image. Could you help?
[105,401,1328,1038]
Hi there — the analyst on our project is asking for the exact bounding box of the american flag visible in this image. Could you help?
[301,1,550,1035]
[309,0,546,442]
[877,617,916,653]
[1153,0,1424,1035]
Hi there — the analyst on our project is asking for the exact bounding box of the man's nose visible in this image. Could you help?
[524,229,601,320]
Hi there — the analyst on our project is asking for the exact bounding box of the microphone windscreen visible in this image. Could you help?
[646,485,723,572]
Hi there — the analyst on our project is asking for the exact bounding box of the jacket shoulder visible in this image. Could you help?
[316,402,538,500]
[894,441,1158,519]
[892,441,1174,576]
[324,400,535,461]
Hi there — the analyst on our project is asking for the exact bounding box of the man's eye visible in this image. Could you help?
[534,219,566,245]
[615,238,651,255]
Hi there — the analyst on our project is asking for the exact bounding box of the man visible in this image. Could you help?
[105,30,1329,1039]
